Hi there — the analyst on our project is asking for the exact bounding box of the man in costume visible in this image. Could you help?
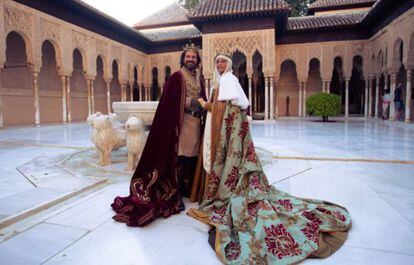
[111,43,207,227]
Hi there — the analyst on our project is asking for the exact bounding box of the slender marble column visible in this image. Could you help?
[66,76,72,122]
[405,69,412,123]
[33,72,40,125]
[248,77,252,116]
[298,82,303,117]
[270,76,274,120]
[364,79,369,117]
[389,73,397,120]
[105,80,111,113]
[264,76,269,120]
[375,76,380,118]
[345,79,350,119]
[303,82,307,117]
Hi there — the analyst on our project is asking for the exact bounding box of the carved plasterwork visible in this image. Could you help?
[111,45,122,60]
[40,19,61,42]
[308,46,321,60]
[214,34,263,55]
[96,39,108,57]
[333,45,346,58]
[353,44,364,56]
[4,6,32,33]
[72,30,87,50]
[280,48,299,64]
[203,30,275,77]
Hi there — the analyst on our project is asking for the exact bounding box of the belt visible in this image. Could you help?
[184,108,203,118]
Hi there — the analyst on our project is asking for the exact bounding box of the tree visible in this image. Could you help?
[178,0,200,10]
[178,0,317,16]
[306,92,341,122]
[286,0,318,17]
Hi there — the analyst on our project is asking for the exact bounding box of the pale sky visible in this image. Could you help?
[82,0,179,26]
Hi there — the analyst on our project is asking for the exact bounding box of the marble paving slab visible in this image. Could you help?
[0,223,88,265]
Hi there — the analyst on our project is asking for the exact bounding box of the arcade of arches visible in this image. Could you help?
[0,0,413,127]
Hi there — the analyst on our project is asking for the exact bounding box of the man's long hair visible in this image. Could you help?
[180,50,201,68]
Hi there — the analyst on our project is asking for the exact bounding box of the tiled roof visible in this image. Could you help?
[288,12,366,32]
[138,25,202,42]
[309,0,376,10]
[134,3,190,29]
[189,0,291,21]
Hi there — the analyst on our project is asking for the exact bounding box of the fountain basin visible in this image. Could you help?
[112,101,158,125]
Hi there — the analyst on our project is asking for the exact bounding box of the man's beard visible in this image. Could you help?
[184,61,196,71]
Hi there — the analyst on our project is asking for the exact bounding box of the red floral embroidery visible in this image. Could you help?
[301,222,319,244]
[225,241,241,261]
[249,174,264,191]
[209,205,227,224]
[264,224,302,259]
[277,200,293,211]
[333,211,346,222]
[238,120,249,139]
[205,171,220,199]
[225,112,236,139]
[301,211,322,225]
[225,166,239,191]
[316,208,346,222]
[248,202,260,217]
[246,141,258,163]
[316,207,332,215]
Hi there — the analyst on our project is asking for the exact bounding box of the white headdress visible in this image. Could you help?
[212,52,249,109]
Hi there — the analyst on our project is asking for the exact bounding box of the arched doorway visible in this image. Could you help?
[395,40,407,121]
[151,67,159,101]
[165,66,171,83]
[70,49,88,121]
[95,56,107,114]
[133,66,139,101]
[306,57,323,102]
[110,60,122,108]
[278,60,299,117]
[330,57,345,113]
[39,40,61,123]
[253,50,264,119]
[349,55,365,116]
[3,31,34,125]
[232,50,249,97]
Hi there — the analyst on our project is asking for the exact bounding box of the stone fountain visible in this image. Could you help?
[112,101,159,125]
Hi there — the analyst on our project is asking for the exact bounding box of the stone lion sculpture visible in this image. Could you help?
[87,112,103,147]
[125,116,147,171]
[92,115,126,166]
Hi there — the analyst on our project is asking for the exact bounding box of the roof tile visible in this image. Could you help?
[309,0,377,10]
[138,25,201,42]
[189,0,291,21]
[288,12,366,32]
[134,3,189,29]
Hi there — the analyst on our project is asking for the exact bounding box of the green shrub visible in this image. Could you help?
[306,92,340,122]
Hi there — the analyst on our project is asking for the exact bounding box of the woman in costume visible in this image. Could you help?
[188,52,352,264]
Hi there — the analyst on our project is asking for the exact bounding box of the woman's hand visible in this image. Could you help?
[197,98,206,108]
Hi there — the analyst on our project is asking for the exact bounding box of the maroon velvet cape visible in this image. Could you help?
[111,70,206,227]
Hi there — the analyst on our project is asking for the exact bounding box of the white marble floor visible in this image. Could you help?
[0,119,414,265]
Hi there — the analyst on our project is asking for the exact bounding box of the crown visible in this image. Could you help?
[183,42,200,53]
[215,48,233,59]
